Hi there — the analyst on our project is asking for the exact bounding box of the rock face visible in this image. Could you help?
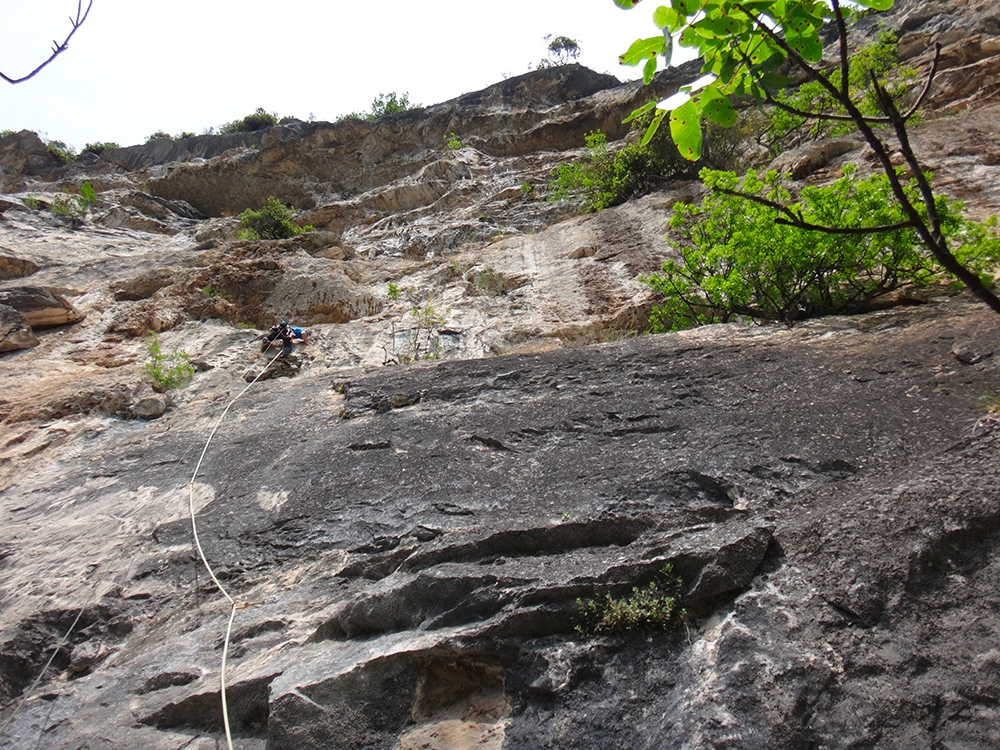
[0,286,84,327]
[2,1,1000,747]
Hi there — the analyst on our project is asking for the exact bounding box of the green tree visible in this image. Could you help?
[547,35,582,65]
[369,92,417,119]
[615,0,1000,315]
[643,167,1000,329]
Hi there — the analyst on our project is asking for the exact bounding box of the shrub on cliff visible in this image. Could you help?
[219,107,278,134]
[237,196,312,240]
[144,332,194,392]
[642,167,1000,330]
[548,110,754,213]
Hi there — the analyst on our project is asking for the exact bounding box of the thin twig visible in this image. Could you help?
[0,0,94,84]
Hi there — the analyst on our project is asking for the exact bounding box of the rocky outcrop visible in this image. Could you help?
[0,304,38,352]
[1,2,1000,747]
[0,131,63,182]
[0,286,84,327]
[0,300,998,749]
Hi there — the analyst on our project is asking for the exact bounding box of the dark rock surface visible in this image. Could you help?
[1,299,999,748]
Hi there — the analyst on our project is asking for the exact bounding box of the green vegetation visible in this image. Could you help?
[370,91,416,118]
[615,0,1000,315]
[765,28,917,156]
[548,128,692,212]
[642,167,1000,330]
[473,267,514,296]
[22,196,42,210]
[444,132,463,150]
[219,107,278,134]
[386,284,449,363]
[45,139,76,164]
[237,196,312,240]
[534,34,581,69]
[201,285,231,300]
[144,332,195,391]
[50,181,98,221]
[82,141,120,154]
[338,91,418,122]
[575,564,685,635]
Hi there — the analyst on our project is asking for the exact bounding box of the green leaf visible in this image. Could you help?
[623,99,659,124]
[679,25,700,46]
[671,0,699,14]
[692,16,748,38]
[614,0,644,8]
[669,99,702,160]
[644,56,658,83]
[785,29,823,63]
[850,0,893,9]
[641,107,669,146]
[619,36,666,66]
[760,71,796,89]
[698,87,737,127]
[653,5,683,31]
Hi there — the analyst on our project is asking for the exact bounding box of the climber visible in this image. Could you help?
[261,319,294,360]
[290,324,308,345]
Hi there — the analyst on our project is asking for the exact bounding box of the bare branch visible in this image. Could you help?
[901,42,941,121]
[0,0,93,85]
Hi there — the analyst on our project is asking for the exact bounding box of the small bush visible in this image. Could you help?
[50,181,98,221]
[549,110,757,214]
[82,141,120,154]
[219,107,278,134]
[146,130,172,142]
[385,284,449,364]
[444,132,462,150]
[642,167,1000,330]
[201,285,231,299]
[369,92,416,119]
[46,139,76,164]
[575,564,685,635]
[144,332,195,391]
[237,196,312,240]
[473,267,513,296]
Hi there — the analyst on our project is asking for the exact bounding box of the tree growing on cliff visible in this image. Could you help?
[0,0,92,84]
[615,0,1000,316]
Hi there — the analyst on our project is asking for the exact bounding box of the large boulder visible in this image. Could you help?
[0,286,84,327]
[0,303,38,352]
[0,253,39,281]
[0,130,63,177]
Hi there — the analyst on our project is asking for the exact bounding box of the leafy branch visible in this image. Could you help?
[615,0,1000,315]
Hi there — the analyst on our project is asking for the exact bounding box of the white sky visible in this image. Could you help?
[0,0,684,151]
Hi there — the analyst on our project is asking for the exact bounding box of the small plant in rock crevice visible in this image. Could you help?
[575,564,685,635]
[144,332,195,392]
[201,285,231,300]
[472,266,514,296]
[385,284,450,364]
[50,181,98,223]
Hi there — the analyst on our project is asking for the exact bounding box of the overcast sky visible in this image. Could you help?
[0,0,685,151]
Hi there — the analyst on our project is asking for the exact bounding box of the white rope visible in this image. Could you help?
[187,346,284,750]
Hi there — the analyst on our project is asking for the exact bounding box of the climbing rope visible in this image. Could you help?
[0,344,287,750]
[188,346,284,750]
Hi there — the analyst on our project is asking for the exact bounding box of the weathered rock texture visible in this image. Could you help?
[2,1,1000,747]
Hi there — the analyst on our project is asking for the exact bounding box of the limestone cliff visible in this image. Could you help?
[1,1,1000,748]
